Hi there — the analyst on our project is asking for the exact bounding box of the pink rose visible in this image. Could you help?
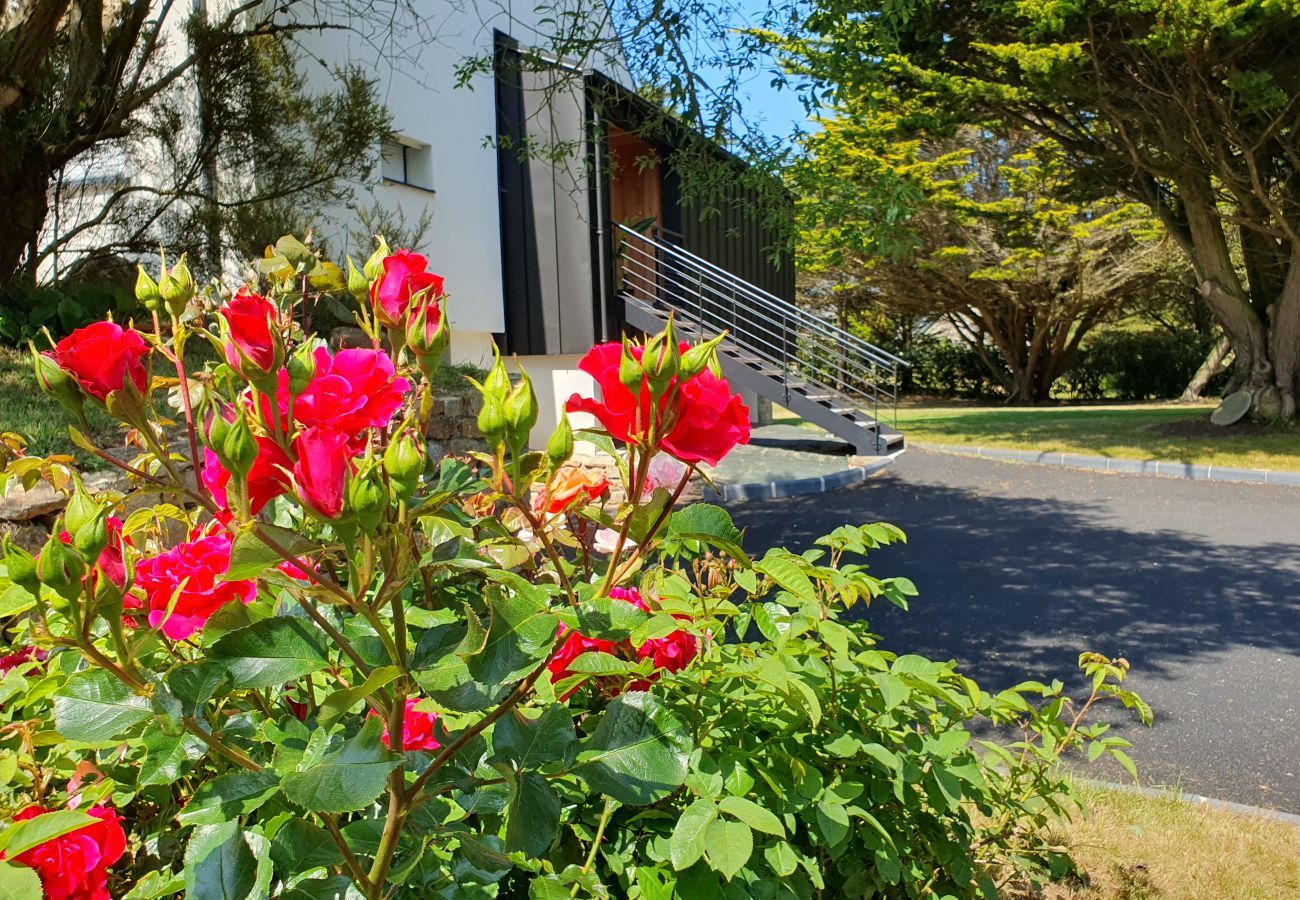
[220,288,279,374]
[643,455,688,496]
[565,341,750,466]
[135,528,256,639]
[46,321,149,402]
[256,348,409,445]
[291,427,349,518]
[370,250,444,328]
[371,697,441,751]
[609,585,650,611]
[201,438,293,515]
[1,805,126,900]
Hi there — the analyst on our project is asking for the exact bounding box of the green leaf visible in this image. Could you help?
[139,729,207,786]
[0,810,95,856]
[755,551,815,600]
[490,705,576,770]
[814,800,850,847]
[667,504,747,562]
[0,862,42,900]
[280,717,402,813]
[209,617,329,690]
[53,669,151,742]
[184,823,257,900]
[562,598,648,642]
[575,693,691,806]
[718,796,784,836]
[566,651,636,675]
[704,818,752,881]
[528,875,570,900]
[166,661,232,715]
[279,876,365,900]
[504,772,562,858]
[122,870,187,900]
[763,841,799,878]
[463,588,558,686]
[269,819,344,875]
[225,526,319,581]
[178,771,281,826]
[316,666,402,727]
[669,799,716,870]
[876,673,908,711]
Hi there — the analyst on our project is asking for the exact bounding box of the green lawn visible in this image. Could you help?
[887,401,1300,472]
[0,346,118,468]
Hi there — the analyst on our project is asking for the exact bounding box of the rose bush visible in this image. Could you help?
[0,235,1147,899]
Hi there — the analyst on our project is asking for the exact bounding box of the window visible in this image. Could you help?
[380,137,434,191]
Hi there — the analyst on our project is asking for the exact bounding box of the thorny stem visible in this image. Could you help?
[168,315,207,505]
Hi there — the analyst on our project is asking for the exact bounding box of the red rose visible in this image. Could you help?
[636,624,699,673]
[609,585,650,611]
[201,438,292,515]
[565,341,750,466]
[1,805,126,900]
[370,250,444,328]
[220,288,279,374]
[291,426,349,518]
[0,647,47,674]
[134,527,255,640]
[46,321,149,402]
[58,516,128,589]
[256,348,409,445]
[548,629,618,699]
[371,697,441,751]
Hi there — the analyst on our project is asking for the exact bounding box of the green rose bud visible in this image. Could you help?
[62,483,101,538]
[31,345,85,421]
[679,333,726,380]
[2,537,41,597]
[135,265,162,311]
[619,343,645,394]
[477,396,508,451]
[37,527,86,600]
[363,238,392,281]
[73,509,110,562]
[644,326,681,395]
[482,349,511,402]
[346,465,388,535]
[346,256,370,301]
[159,254,195,318]
[503,368,539,454]
[221,413,260,480]
[287,344,318,397]
[546,414,574,468]
[383,433,424,499]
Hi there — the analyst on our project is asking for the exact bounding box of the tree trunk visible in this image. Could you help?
[0,150,53,280]
[1180,335,1232,401]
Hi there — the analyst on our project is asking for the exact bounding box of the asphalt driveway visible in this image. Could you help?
[727,448,1300,813]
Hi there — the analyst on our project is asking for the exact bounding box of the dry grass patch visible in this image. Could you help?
[1038,784,1300,898]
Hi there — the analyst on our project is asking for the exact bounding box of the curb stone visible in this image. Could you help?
[918,443,1300,488]
[705,451,902,503]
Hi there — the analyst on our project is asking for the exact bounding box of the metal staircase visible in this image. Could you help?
[615,225,908,456]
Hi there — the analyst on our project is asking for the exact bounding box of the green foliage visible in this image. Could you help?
[0,278,139,346]
[0,239,1149,899]
[1061,329,1220,401]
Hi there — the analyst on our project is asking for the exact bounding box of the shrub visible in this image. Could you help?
[0,277,139,345]
[1057,329,1216,401]
[0,237,1146,898]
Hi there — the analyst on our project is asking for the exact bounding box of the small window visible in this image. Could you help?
[380,137,434,192]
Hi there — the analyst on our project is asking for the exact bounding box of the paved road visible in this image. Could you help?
[727,448,1300,813]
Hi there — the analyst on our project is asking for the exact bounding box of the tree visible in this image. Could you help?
[797,115,1184,401]
[769,1,1300,417]
[1,0,389,285]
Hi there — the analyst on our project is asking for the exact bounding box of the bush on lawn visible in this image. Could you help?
[1059,328,1220,401]
[0,237,1148,898]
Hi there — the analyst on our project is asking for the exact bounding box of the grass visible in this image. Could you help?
[1039,784,1300,898]
[0,346,117,468]
[884,400,1300,472]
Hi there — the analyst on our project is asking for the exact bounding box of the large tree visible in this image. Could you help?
[798,119,1184,401]
[770,1,1300,417]
[0,0,388,284]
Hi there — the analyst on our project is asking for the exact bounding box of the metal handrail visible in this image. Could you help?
[615,226,906,425]
[642,226,912,370]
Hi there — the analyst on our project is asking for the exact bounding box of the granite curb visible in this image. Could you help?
[705,451,902,503]
[918,442,1300,487]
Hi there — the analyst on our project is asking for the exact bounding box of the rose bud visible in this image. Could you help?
[37,526,86,600]
[220,288,282,379]
[546,414,574,468]
[158,254,195,317]
[221,412,260,482]
[346,255,370,301]
[405,298,449,379]
[503,368,539,454]
[2,536,41,596]
[346,461,388,535]
[31,346,85,423]
[383,433,424,500]
[291,427,349,518]
[370,249,444,330]
[135,264,163,311]
[363,237,392,281]
[286,343,317,397]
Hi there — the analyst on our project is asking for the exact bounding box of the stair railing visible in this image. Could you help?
[614,224,909,426]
